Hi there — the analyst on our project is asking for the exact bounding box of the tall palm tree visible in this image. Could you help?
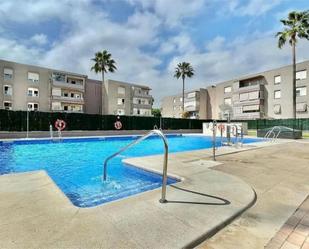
[276,10,309,118]
[91,50,117,84]
[91,50,117,114]
[174,62,194,115]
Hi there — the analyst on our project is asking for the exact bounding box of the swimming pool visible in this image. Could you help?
[0,134,260,207]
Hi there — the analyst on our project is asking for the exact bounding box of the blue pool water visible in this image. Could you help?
[0,135,260,207]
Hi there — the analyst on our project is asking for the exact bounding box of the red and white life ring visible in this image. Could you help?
[55,119,66,131]
[218,124,225,133]
[114,121,122,130]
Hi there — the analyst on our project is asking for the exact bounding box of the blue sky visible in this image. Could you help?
[0,0,309,106]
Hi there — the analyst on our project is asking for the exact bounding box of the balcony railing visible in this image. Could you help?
[236,84,263,93]
[52,95,84,103]
[52,79,84,91]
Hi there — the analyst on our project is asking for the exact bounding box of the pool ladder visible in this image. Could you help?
[264,126,282,142]
[102,129,169,203]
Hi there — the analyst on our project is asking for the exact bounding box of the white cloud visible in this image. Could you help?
[159,33,196,55]
[127,0,205,27]
[30,33,48,45]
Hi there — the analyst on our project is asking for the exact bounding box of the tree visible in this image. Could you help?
[151,108,161,117]
[174,62,194,116]
[276,10,309,118]
[91,50,117,114]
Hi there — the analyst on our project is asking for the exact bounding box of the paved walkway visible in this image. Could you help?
[198,141,309,249]
[265,196,309,249]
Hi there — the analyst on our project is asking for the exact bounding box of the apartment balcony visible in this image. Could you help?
[52,79,85,92]
[132,90,153,98]
[233,112,262,120]
[52,95,85,104]
[233,98,263,106]
[235,84,264,93]
[184,100,199,112]
[133,103,152,109]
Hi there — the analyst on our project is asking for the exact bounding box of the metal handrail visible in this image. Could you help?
[103,129,169,203]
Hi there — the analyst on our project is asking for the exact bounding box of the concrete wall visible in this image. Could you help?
[85,79,102,114]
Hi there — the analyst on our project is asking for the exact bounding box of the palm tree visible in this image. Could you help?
[91,50,117,114]
[276,10,309,118]
[91,50,117,85]
[174,62,194,115]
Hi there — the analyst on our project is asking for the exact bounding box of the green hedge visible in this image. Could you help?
[238,119,309,131]
[0,109,211,131]
[2,109,309,132]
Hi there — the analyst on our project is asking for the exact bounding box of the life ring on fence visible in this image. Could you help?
[218,124,225,133]
[114,121,122,130]
[55,119,66,131]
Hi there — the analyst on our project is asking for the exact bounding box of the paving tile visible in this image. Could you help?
[281,241,300,249]
[287,232,306,247]
[302,242,309,249]
[294,224,309,237]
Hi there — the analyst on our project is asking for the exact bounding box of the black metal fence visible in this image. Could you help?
[0,109,211,131]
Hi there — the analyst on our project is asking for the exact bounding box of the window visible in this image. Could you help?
[4,68,13,80]
[239,92,249,101]
[224,86,232,93]
[27,103,39,111]
[224,97,232,105]
[117,98,125,105]
[3,85,13,96]
[27,88,39,97]
[296,103,307,113]
[296,70,307,80]
[296,87,307,97]
[3,101,12,110]
[173,98,176,103]
[118,87,125,95]
[117,109,125,115]
[28,72,39,83]
[180,97,183,102]
[173,106,176,110]
[274,105,281,114]
[274,90,281,99]
[274,75,281,84]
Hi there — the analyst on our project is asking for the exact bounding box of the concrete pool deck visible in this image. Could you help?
[0,138,301,248]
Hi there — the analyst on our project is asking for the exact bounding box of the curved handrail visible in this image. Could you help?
[103,129,169,203]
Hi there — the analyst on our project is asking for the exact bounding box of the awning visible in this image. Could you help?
[243,105,260,111]
[274,105,281,114]
[248,91,259,100]
[239,93,249,101]
[296,102,307,112]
